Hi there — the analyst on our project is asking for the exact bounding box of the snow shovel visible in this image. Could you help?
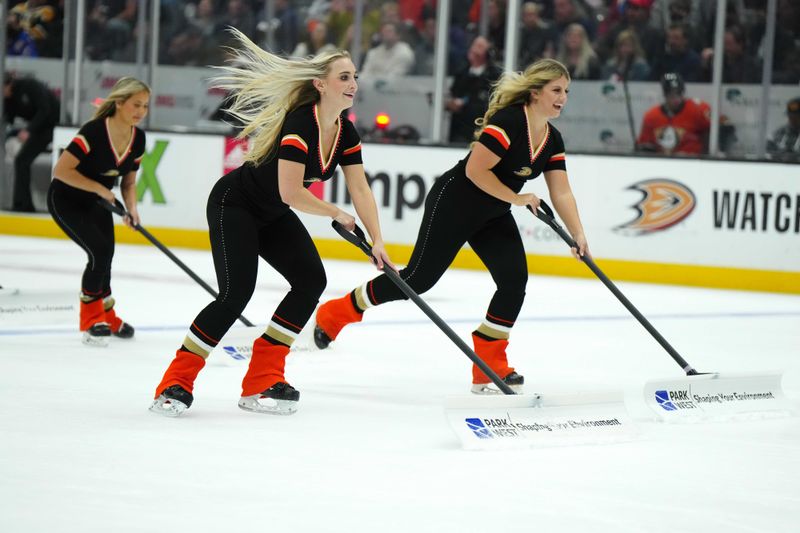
[98,198,254,327]
[529,200,791,423]
[332,221,637,448]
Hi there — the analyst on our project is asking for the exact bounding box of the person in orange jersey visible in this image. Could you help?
[49,77,150,346]
[151,29,393,417]
[314,59,589,394]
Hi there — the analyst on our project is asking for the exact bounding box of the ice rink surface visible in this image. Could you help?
[1,233,799,532]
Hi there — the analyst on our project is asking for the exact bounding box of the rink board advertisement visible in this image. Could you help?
[23,130,800,294]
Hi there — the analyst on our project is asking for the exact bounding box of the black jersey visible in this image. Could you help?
[455,104,566,193]
[64,117,147,190]
[231,103,362,217]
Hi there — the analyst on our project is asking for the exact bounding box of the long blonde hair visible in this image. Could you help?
[213,28,352,165]
[92,77,151,120]
[475,58,570,140]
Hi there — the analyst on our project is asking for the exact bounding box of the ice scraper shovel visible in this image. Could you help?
[332,221,638,449]
[528,200,791,423]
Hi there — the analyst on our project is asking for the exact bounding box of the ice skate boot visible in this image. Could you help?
[471,371,525,395]
[150,385,194,417]
[313,294,364,349]
[238,382,300,415]
[104,296,134,339]
[82,323,111,347]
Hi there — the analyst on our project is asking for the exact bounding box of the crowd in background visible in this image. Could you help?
[7,0,800,83]
[5,0,800,159]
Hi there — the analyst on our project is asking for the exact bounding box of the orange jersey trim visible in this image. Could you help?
[343,142,362,156]
[483,125,510,149]
[72,134,89,154]
[281,134,308,153]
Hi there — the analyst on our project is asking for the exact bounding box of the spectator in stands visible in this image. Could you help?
[597,0,663,67]
[700,25,761,84]
[292,20,336,58]
[766,97,800,162]
[601,28,651,81]
[84,0,138,61]
[649,22,702,81]
[445,35,503,143]
[7,0,62,57]
[518,1,557,67]
[3,72,60,212]
[636,72,712,155]
[215,0,257,43]
[552,0,597,43]
[360,22,416,77]
[260,0,300,55]
[556,23,601,80]
[326,0,382,55]
[412,15,437,75]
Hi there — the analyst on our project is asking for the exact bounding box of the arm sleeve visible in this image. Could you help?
[543,127,567,172]
[64,122,94,161]
[477,107,520,158]
[277,109,311,164]
[131,128,146,171]
[339,119,363,167]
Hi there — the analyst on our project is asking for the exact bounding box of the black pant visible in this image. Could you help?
[369,171,528,324]
[189,177,327,345]
[14,127,54,210]
[47,180,115,299]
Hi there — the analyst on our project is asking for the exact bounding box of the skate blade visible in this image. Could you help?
[238,395,298,415]
[82,333,109,347]
[471,383,525,395]
[149,397,189,417]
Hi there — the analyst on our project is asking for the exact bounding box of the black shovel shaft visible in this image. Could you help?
[529,202,698,376]
[99,199,255,328]
[332,221,516,394]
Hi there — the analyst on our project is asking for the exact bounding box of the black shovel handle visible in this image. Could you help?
[528,200,699,376]
[98,198,255,328]
[332,221,516,394]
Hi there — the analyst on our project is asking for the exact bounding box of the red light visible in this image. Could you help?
[347,111,357,123]
[92,97,105,107]
[375,113,391,129]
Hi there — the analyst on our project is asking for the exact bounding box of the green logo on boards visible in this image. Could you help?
[137,140,168,204]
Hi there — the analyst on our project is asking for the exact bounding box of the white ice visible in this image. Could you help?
[1,233,799,532]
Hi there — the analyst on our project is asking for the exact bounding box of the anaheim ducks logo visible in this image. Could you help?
[615,179,695,234]
[101,170,120,177]
[304,177,321,183]
[514,167,532,177]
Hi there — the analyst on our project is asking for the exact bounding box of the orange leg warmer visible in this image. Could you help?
[154,349,206,398]
[471,334,514,384]
[315,294,363,341]
[79,298,107,331]
[241,337,291,396]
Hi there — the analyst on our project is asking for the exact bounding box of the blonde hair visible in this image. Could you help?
[92,77,151,120]
[556,23,597,79]
[213,28,352,165]
[474,58,570,140]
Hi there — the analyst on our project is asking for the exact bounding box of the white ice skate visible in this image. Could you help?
[82,323,111,347]
[238,382,299,415]
[149,385,193,417]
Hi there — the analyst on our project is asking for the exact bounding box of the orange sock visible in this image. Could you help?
[154,349,206,398]
[471,334,514,384]
[316,294,363,341]
[79,298,107,331]
[241,337,291,396]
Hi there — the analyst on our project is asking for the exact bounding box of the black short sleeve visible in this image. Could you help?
[65,122,97,162]
[543,126,566,172]
[278,107,312,164]
[339,119,363,166]
[477,106,524,157]
[130,127,146,171]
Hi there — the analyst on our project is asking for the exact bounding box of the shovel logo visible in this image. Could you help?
[222,346,248,361]
[465,418,494,439]
[655,390,677,411]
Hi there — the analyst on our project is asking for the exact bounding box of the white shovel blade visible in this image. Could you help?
[444,391,638,450]
[643,372,793,423]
